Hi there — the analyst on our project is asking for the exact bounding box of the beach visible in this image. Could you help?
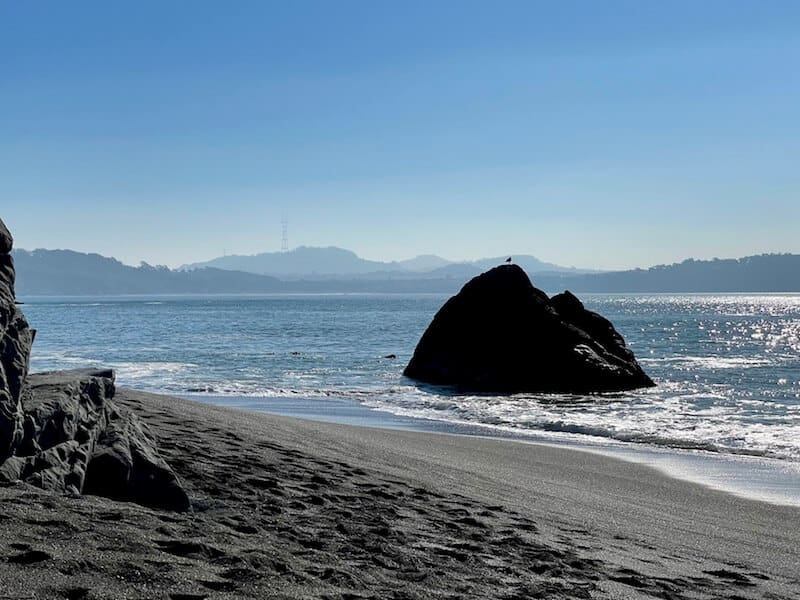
[1,387,798,599]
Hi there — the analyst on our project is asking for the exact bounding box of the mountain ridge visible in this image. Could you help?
[12,248,800,295]
[179,246,593,278]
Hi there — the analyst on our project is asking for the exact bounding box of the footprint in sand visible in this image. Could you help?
[8,549,52,564]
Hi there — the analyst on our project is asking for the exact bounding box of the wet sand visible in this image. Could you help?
[1,387,798,599]
[194,393,800,507]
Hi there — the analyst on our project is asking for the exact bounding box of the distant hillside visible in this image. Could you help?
[13,248,800,295]
[534,254,800,293]
[181,246,589,278]
[472,255,591,275]
[421,263,482,279]
[12,249,466,295]
[13,249,284,295]
[181,246,392,277]
[396,254,452,272]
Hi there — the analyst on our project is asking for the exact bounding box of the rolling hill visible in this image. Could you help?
[13,249,800,295]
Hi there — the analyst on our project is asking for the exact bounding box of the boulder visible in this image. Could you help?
[83,395,190,512]
[6,369,190,511]
[404,265,654,393]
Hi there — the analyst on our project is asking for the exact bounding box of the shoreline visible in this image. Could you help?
[184,392,800,508]
[2,385,799,598]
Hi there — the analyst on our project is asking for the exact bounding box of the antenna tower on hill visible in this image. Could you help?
[281,214,289,252]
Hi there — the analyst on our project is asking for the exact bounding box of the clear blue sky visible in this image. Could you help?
[2,1,799,269]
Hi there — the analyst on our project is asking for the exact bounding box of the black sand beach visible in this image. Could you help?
[1,387,798,599]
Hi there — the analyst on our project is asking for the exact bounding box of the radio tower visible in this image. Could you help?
[281,214,289,253]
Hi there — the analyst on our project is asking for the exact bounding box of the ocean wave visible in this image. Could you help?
[533,421,773,457]
[360,386,800,462]
[640,356,772,369]
[31,352,94,365]
[102,361,200,383]
[178,384,383,399]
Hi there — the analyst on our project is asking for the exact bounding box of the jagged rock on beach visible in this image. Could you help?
[0,217,32,459]
[0,216,188,511]
[3,369,190,511]
[404,264,655,393]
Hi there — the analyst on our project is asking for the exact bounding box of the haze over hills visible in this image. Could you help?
[12,248,800,296]
[180,246,592,279]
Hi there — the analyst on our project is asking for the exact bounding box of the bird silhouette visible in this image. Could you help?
[505,257,512,263]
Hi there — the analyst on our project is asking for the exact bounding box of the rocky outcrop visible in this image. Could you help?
[0,218,32,459]
[2,369,190,511]
[404,265,654,394]
[0,217,189,511]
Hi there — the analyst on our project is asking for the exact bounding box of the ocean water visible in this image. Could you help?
[20,293,800,465]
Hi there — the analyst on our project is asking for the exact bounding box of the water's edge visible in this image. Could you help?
[184,393,800,508]
[22,293,800,484]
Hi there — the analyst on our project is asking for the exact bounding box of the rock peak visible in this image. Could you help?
[0,218,12,255]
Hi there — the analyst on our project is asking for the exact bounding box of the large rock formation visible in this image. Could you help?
[0,218,32,460]
[0,217,189,511]
[404,264,654,393]
[4,369,190,511]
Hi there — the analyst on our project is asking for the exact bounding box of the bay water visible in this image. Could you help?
[21,293,800,502]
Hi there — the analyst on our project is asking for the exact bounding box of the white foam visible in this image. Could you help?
[640,356,772,369]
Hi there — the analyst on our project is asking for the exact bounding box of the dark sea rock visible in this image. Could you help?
[2,369,190,512]
[0,218,12,255]
[0,217,189,511]
[404,265,654,393]
[0,217,32,459]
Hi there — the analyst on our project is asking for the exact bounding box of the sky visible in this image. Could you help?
[2,1,799,270]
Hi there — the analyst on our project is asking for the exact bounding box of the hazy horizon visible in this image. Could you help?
[11,242,800,275]
[3,1,799,270]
